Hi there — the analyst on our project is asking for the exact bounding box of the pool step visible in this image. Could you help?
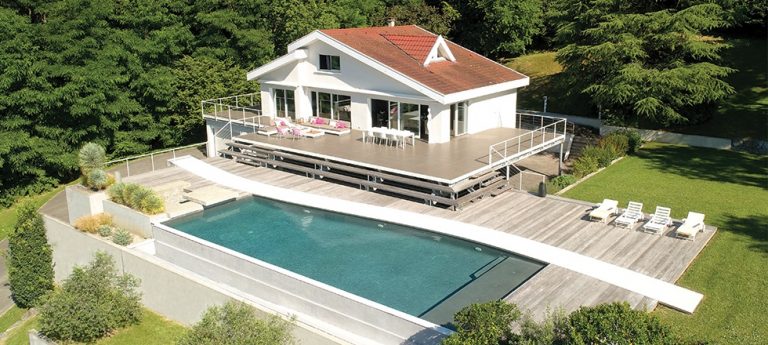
[419,256,543,328]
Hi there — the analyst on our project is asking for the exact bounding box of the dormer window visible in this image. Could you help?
[423,35,455,66]
[319,54,340,71]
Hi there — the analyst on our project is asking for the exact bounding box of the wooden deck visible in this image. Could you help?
[122,157,716,320]
[233,126,562,184]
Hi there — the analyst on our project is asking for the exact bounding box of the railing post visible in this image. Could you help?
[125,158,130,177]
[151,153,155,172]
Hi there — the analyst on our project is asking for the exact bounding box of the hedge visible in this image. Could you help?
[108,182,165,215]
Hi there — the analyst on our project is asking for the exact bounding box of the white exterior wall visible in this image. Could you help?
[253,39,522,142]
[466,90,518,134]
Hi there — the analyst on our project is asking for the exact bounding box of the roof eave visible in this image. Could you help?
[442,77,530,104]
[246,49,308,81]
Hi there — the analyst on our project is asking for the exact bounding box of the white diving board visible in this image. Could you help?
[168,155,703,314]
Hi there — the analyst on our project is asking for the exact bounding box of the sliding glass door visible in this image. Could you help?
[450,102,467,136]
[371,98,429,139]
[274,89,295,119]
[311,91,351,121]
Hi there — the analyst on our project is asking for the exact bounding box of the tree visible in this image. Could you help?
[38,251,142,343]
[442,301,521,345]
[553,1,734,127]
[449,0,543,58]
[562,302,678,344]
[7,202,54,308]
[385,0,459,36]
[178,301,294,345]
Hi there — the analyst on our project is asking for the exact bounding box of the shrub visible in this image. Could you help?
[107,182,165,215]
[581,145,616,168]
[550,174,577,189]
[38,251,142,343]
[8,202,55,308]
[615,129,643,153]
[572,154,599,178]
[86,169,110,190]
[178,301,294,345]
[562,302,678,344]
[112,228,133,246]
[600,132,630,156]
[78,142,106,173]
[443,301,521,345]
[73,213,113,234]
[97,224,114,237]
[518,308,570,344]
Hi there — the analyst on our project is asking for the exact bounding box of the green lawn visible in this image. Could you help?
[0,185,67,241]
[1,309,186,345]
[506,52,595,116]
[508,38,767,139]
[0,307,25,334]
[562,142,768,344]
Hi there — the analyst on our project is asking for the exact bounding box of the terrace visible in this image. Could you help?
[203,94,568,209]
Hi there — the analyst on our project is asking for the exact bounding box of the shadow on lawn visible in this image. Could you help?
[721,213,768,255]
[636,145,768,189]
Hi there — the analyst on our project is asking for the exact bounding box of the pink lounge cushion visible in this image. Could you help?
[336,121,348,129]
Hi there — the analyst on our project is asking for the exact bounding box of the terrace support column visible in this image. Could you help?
[206,123,216,158]
[558,142,564,176]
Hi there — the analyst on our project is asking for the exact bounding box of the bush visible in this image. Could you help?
[550,175,577,189]
[615,129,643,153]
[562,302,678,344]
[600,132,630,156]
[86,169,110,190]
[8,202,55,308]
[112,228,133,246]
[580,146,616,168]
[97,224,114,237]
[572,154,599,178]
[178,301,294,345]
[107,182,165,215]
[443,301,521,345]
[78,142,106,173]
[38,251,142,343]
[73,213,113,234]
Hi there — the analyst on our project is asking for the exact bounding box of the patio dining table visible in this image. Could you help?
[363,127,415,148]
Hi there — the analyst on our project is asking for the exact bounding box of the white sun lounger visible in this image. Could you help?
[614,201,644,228]
[675,212,706,240]
[642,206,672,234]
[589,199,619,222]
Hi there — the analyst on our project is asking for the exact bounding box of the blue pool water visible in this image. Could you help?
[165,197,544,326]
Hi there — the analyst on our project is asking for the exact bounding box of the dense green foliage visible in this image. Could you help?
[549,174,577,189]
[39,251,142,343]
[108,182,165,214]
[563,143,768,343]
[444,301,685,344]
[178,301,294,345]
[7,202,54,308]
[552,1,735,127]
[571,130,638,177]
[443,301,521,345]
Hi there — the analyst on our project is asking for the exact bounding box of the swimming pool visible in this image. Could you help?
[164,197,544,326]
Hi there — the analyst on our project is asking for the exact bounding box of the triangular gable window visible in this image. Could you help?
[423,35,455,66]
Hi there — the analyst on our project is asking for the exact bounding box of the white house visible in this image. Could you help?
[247,25,530,144]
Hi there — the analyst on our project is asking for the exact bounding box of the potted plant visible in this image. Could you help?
[66,143,114,224]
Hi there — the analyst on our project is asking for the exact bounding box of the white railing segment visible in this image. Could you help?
[488,114,567,166]
[201,93,267,130]
[106,142,206,177]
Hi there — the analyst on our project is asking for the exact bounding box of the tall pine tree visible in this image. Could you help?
[8,202,54,308]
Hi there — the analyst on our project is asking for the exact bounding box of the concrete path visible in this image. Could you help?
[0,240,14,315]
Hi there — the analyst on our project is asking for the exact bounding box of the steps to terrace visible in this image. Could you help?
[218,141,510,210]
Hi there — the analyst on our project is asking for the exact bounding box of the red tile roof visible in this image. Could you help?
[320,25,527,95]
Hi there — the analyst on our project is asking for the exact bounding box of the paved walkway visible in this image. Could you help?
[0,240,14,315]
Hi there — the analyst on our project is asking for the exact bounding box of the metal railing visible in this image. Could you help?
[105,142,206,177]
[488,113,567,166]
[201,93,267,131]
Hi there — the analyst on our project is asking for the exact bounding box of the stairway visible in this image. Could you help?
[568,135,599,160]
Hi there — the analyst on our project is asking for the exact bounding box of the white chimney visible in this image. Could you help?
[387,18,396,27]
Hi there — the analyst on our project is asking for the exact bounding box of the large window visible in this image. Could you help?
[319,55,340,71]
[451,102,467,136]
[371,99,429,139]
[274,89,295,119]
[311,91,351,121]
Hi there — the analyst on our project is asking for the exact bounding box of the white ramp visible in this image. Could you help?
[169,156,703,313]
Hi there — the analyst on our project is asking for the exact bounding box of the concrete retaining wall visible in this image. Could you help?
[152,224,448,345]
[43,215,347,345]
[65,186,107,225]
[103,199,165,239]
[601,125,732,150]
